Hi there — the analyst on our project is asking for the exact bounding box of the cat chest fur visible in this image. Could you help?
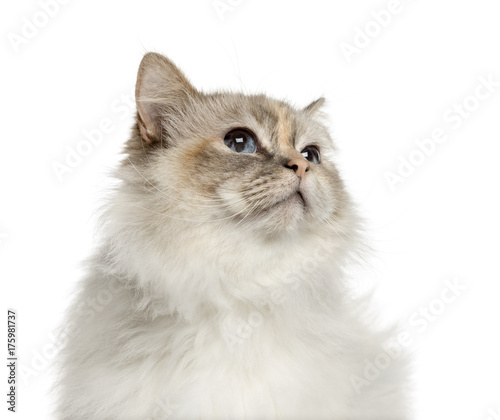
[85,299,357,418]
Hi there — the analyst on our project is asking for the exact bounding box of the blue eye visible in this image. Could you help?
[301,146,320,164]
[224,129,257,153]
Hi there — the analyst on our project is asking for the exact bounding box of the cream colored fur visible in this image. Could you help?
[56,53,410,419]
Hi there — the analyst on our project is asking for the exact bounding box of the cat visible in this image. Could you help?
[55,52,410,419]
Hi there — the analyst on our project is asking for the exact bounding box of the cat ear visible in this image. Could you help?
[303,97,325,114]
[135,52,197,144]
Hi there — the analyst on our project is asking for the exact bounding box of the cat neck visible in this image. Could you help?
[99,223,353,324]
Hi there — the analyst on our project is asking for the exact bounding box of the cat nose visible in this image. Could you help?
[285,156,310,179]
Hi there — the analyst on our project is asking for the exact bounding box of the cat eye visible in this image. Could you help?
[224,129,257,154]
[301,146,320,164]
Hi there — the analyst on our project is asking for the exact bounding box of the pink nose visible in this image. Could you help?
[285,156,310,179]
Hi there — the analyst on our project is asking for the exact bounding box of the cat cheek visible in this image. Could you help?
[217,186,248,215]
[302,176,337,219]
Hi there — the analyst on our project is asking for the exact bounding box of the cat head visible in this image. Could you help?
[103,52,359,315]
[120,52,351,240]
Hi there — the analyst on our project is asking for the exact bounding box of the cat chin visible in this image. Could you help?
[231,194,307,236]
[218,186,334,238]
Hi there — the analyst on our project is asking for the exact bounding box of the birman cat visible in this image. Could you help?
[56,52,410,419]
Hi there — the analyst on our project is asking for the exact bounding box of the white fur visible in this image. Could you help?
[56,53,410,418]
[56,175,410,418]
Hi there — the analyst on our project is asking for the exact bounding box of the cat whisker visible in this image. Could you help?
[131,196,262,225]
[127,158,244,208]
[233,197,265,228]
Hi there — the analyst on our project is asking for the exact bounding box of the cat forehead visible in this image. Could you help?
[205,93,320,150]
[248,97,297,149]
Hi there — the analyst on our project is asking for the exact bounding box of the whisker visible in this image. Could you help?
[127,157,244,208]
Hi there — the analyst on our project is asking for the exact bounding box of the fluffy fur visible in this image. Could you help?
[56,53,410,419]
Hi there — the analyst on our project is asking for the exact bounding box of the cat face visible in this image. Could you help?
[124,53,348,239]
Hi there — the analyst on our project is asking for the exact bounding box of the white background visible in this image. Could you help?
[1,0,499,419]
